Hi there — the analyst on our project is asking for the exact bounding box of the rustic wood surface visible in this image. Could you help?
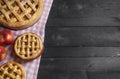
[37,0,120,79]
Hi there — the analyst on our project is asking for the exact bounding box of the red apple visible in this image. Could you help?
[0,30,13,45]
[0,46,7,60]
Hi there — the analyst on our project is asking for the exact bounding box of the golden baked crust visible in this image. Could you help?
[14,32,44,60]
[0,62,26,79]
[0,0,43,30]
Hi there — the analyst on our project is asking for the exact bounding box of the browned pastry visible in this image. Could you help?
[0,0,43,30]
[0,62,26,79]
[14,32,44,60]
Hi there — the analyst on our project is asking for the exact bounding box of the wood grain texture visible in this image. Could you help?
[47,0,120,26]
[50,0,120,18]
[42,47,120,57]
[87,71,120,79]
[45,26,120,47]
[46,18,120,26]
[38,70,88,79]
[37,0,120,79]
[40,57,120,71]
[38,68,120,79]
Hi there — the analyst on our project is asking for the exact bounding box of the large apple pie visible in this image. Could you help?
[14,32,44,60]
[0,0,43,30]
[0,62,26,79]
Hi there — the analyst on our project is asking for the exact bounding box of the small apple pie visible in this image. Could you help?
[0,62,26,79]
[0,0,43,30]
[14,32,44,60]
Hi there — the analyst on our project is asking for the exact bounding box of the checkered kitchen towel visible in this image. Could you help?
[0,0,53,79]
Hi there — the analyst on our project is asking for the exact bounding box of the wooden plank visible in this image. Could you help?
[43,47,120,57]
[50,0,120,18]
[38,69,120,79]
[87,71,120,79]
[47,0,120,26]
[40,57,120,71]
[46,18,120,26]
[45,26,120,47]
[37,69,120,79]
[37,70,88,79]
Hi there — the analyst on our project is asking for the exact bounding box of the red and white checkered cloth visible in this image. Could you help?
[0,0,53,79]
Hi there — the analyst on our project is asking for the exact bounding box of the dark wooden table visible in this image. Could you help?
[37,0,120,79]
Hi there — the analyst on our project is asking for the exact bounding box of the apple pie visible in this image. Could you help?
[0,62,26,79]
[14,32,44,60]
[0,0,43,30]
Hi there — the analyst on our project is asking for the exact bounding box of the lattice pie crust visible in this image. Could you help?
[0,62,26,79]
[14,33,44,60]
[0,0,43,30]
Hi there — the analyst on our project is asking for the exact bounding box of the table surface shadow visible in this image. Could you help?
[37,0,120,79]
